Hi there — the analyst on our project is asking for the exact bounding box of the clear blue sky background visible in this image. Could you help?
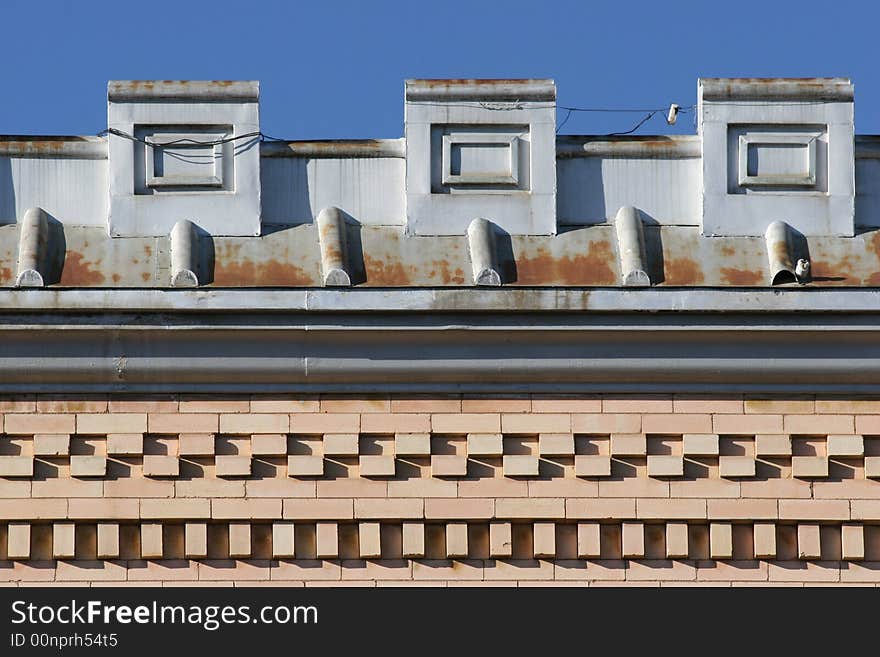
[2,0,876,138]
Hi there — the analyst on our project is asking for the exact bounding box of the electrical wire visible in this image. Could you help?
[97,127,286,146]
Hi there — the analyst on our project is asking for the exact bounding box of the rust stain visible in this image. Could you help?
[720,245,736,257]
[111,273,121,283]
[59,251,105,285]
[810,259,852,282]
[429,260,466,285]
[144,245,153,257]
[719,267,763,286]
[141,272,151,282]
[417,78,537,87]
[363,254,413,286]
[213,257,313,286]
[0,266,11,284]
[664,257,705,285]
[515,241,616,286]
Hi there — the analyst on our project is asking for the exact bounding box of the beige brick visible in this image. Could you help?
[215,455,252,478]
[96,523,120,559]
[841,525,865,561]
[461,397,530,413]
[501,413,570,434]
[221,413,288,434]
[355,522,380,559]
[0,498,66,520]
[779,500,850,521]
[212,499,281,520]
[467,433,504,456]
[149,413,218,434]
[141,523,163,559]
[430,413,499,433]
[68,498,138,520]
[531,397,601,413]
[271,522,296,558]
[142,455,179,478]
[533,521,556,557]
[178,433,215,455]
[108,398,177,413]
[290,413,359,433]
[707,499,777,520]
[666,522,689,558]
[496,498,563,519]
[250,434,288,456]
[791,456,828,478]
[503,455,539,477]
[753,522,777,559]
[566,498,636,520]
[827,434,864,457]
[576,523,601,558]
[320,433,358,456]
[32,434,70,457]
[394,433,431,457]
[70,455,106,478]
[610,433,647,457]
[719,456,756,478]
[228,522,252,558]
[490,522,513,557]
[603,396,672,414]
[185,523,208,559]
[283,499,353,520]
[7,522,30,559]
[316,522,338,558]
[359,455,396,478]
[710,523,733,559]
[866,457,880,479]
[5,413,75,435]
[622,522,645,558]
[637,499,706,520]
[105,433,143,456]
[754,434,792,457]
[745,398,814,414]
[856,415,880,434]
[574,455,612,477]
[141,499,210,520]
[0,456,33,477]
[320,397,390,413]
[77,413,146,434]
[538,433,574,456]
[797,524,821,560]
[647,455,683,478]
[572,413,641,434]
[850,500,880,520]
[784,414,854,434]
[682,433,719,456]
[360,413,430,433]
[391,397,460,414]
[712,414,783,435]
[52,522,76,559]
[445,522,469,558]
[425,498,494,520]
[179,398,250,413]
[251,397,319,413]
[402,522,425,557]
[287,455,324,477]
[431,455,467,477]
[356,498,423,519]
[642,414,712,434]
[673,396,743,414]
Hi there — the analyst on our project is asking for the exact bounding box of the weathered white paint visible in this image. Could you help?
[404,79,556,236]
[699,77,855,237]
[107,81,261,237]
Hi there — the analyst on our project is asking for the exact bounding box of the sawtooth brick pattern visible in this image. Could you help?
[0,394,876,585]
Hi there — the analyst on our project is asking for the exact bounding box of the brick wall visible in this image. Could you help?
[1,393,879,586]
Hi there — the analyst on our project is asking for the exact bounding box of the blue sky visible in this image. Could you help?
[2,0,876,138]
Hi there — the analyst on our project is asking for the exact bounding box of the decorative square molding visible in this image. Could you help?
[699,77,854,237]
[737,132,817,188]
[441,132,520,186]
[145,132,225,189]
[107,80,260,237]
[405,79,556,236]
